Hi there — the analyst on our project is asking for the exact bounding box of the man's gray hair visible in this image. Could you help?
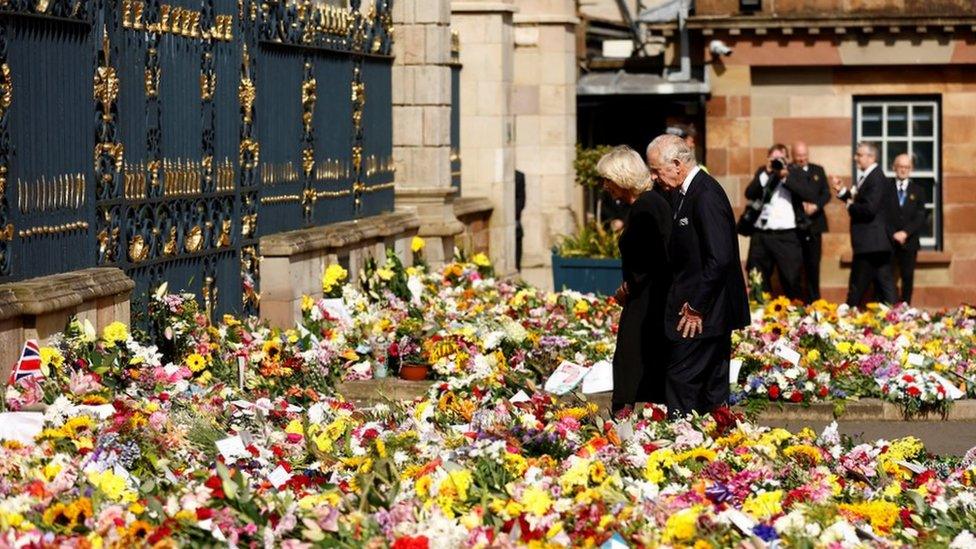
[857,141,880,160]
[646,134,698,166]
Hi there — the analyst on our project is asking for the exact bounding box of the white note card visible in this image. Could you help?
[510,390,530,403]
[775,343,801,366]
[729,358,744,385]
[215,435,248,461]
[268,465,292,489]
[907,353,925,367]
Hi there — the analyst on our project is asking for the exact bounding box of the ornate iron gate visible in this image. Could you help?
[0,0,395,319]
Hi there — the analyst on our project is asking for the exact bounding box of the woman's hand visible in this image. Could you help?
[614,282,629,305]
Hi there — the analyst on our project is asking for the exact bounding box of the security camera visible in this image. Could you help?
[709,40,733,57]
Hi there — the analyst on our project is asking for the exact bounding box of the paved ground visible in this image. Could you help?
[763,419,976,456]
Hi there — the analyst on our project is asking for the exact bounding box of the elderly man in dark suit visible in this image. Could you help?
[886,153,928,304]
[791,141,831,302]
[645,134,750,417]
[831,141,897,306]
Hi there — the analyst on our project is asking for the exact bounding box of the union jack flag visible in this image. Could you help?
[8,340,42,384]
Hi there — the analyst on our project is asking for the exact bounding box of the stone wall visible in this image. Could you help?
[453,197,495,256]
[511,0,579,290]
[450,0,518,276]
[705,30,976,306]
[0,268,133,381]
[392,0,463,266]
[259,212,420,328]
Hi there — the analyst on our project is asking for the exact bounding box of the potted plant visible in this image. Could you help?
[551,145,622,295]
[388,317,428,380]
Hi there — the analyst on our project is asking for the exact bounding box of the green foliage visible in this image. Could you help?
[574,144,613,189]
[554,222,620,259]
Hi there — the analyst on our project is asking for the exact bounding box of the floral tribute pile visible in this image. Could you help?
[2,245,976,546]
[733,297,976,417]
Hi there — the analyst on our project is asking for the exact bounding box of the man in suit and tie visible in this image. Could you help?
[830,141,897,306]
[791,141,831,302]
[886,154,928,304]
[645,134,750,417]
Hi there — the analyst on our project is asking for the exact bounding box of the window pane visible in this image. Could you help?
[912,141,934,172]
[913,177,936,240]
[887,106,908,137]
[861,106,883,137]
[912,106,934,136]
[886,141,908,168]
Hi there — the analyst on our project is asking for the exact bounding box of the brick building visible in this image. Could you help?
[633,0,976,307]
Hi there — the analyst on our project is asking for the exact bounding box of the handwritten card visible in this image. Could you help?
[544,361,588,395]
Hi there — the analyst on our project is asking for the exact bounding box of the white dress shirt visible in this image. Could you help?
[755,171,796,230]
[680,165,701,196]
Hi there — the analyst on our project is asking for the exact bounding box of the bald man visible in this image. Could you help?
[791,141,831,302]
[885,154,927,304]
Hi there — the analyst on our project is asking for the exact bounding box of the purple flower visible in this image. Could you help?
[753,524,778,542]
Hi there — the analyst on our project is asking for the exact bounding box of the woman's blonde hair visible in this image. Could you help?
[596,145,653,194]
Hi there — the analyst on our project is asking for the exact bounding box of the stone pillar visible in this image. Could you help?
[392,0,463,266]
[511,0,579,289]
[450,0,518,276]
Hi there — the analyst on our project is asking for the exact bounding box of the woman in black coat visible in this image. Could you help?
[596,146,673,415]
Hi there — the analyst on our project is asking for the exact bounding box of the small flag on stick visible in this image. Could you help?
[8,340,43,384]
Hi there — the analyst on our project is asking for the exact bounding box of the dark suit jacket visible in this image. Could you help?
[744,166,820,229]
[666,169,750,341]
[795,163,830,234]
[613,190,672,403]
[885,179,927,252]
[838,166,892,255]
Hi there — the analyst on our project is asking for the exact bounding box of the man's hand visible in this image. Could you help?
[893,230,908,245]
[803,202,819,216]
[614,282,629,305]
[677,302,703,338]
[830,175,846,195]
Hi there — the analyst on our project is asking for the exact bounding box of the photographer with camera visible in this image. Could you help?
[740,144,818,300]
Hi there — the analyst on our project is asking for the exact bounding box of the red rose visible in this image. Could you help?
[768,384,781,400]
[790,391,803,403]
[196,508,214,520]
[818,386,829,398]
[392,536,429,549]
[908,386,922,397]
[807,368,817,379]
[903,374,915,383]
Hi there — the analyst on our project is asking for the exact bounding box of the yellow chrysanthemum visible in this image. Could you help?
[472,253,491,267]
[742,490,783,520]
[663,506,702,543]
[102,321,129,346]
[411,236,426,253]
[839,500,899,533]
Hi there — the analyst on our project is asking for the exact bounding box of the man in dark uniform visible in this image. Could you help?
[646,134,750,417]
[831,141,897,306]
[791,141,831,302]
[885,154,928,304]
